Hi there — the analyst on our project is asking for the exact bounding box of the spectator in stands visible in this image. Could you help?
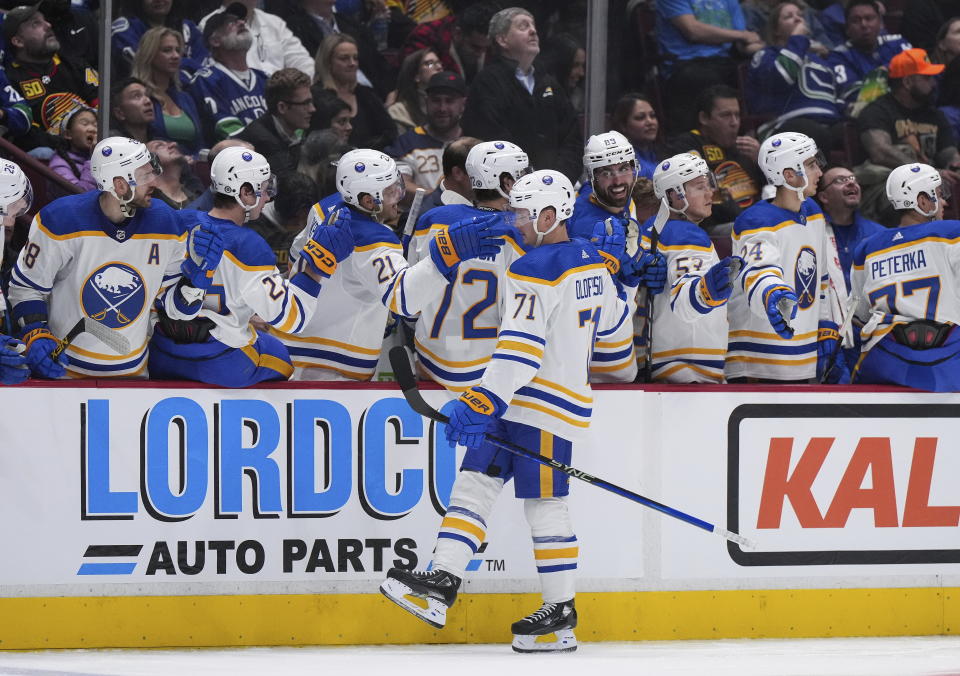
[933,16,960,66]
[132,27,206,154]
[113,0,209,77]
[147,138,204,209]
[48,105,98,192]
[937,18,960,140]
[742,0,835,49]
[386,49,444,134]
[248,171,319,272]
[385,70,465,197]
[0,69,33,145]
[535,33,586,116]
[419,134,479,212]
[611,92,661,180]
[298,129,351,195]
[461,7,583,182]
[402,4,494,85]
[310,95,353,142]
[236,68,314,174]
[746,2,843,151]
[186,138,255,210]
[666,84,763,230]
[826,0,910,117]
[902,0,960,53]
[190,6,268,141]
[655,0,763,133]
[199,0,314,78]
[857,48,960,222]
[312,34,396,150]
[4,4,100,154]
[109,77,156,144]
[38,0,98,65]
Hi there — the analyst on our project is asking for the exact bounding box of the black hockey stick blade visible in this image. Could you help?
[387,346,756,549]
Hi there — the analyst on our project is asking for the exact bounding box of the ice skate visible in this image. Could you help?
[379,567,461,629]
[511,600,578,653]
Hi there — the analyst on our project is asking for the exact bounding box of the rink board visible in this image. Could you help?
[1,382,959,648]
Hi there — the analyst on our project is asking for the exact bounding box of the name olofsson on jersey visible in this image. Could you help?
[870,248,928,280]
[575,275,604,300]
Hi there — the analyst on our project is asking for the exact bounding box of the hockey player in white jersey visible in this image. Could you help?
[850,163,960,391]
[381,170,636,653]
[8,137,224,379]
[148,147,344,386]
[0,160,32,385]
[639,153,740,382]
[408,140,529,389]
[726,132,845,383]
[279,148,514,380]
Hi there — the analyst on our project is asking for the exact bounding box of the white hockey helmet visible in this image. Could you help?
[210,146,276,220]
[91,137,161,214]
[465,140,529,198]
[652,153,713,231]
[758,132,820,196]
[886,163,943,217]
[509,169,574,247]
[335,148,403,215]
[0,159,32,226]
[584,130,636,180]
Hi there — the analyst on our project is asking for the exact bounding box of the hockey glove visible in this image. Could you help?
[181,222,226,290]
[21,323,68,379]
[444,386,507,449]
[817,320,850,383]
[430,214,508,281]
[764,286,799,339]
[622,249,667,293]
[302,208,354,278]
[0,334,28,385]
[698,256,741,307]
[589,217,627,275]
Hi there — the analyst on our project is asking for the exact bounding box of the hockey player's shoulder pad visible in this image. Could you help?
[508,240,603,284]
[350,214,402,250]
[221,225,276,269]
[801,197,825,219]
[659,218,713,251]
[139,199,186,236]
[414,204,474,237]
[36,191,102,238]
[733,199,782,238]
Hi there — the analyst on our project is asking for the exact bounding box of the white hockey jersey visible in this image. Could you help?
[639,217,727,383]
[726,198,832,381]
[8,191,197,378]
[478,238,631,442]
[409,203,525,391]
[851,219,960,351]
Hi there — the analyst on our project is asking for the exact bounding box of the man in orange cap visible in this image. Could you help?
[855,47,960,222]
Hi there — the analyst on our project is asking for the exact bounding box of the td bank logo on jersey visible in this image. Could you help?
[727,404,960,566]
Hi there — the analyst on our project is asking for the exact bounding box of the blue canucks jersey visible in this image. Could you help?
[747,36,842,123]
[188,63,267,140]
[111,16,208,74]
[826,35,910,111]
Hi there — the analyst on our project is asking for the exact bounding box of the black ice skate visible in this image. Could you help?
[511,599,578,653]
[379,567,461,629]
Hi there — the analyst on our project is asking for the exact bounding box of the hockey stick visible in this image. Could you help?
[402,188,426,262]
[640,226,659,382]
[51,317,132,360]
[388,346,756,549]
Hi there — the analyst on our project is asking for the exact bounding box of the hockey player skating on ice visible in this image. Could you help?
[148,147,344,386]
[0,160,33,385]
[8,137,223,378]
[279,148,515,380]
[850,163,960,391]
[381,170,637,653]
[725,132,846,383]
[641,153,741,382]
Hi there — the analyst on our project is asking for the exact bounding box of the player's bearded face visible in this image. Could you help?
[594,161,635,208]
[127,163,161,206]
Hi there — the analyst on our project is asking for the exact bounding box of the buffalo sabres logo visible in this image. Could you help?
[794,246,817,309]
[81,263,146,328]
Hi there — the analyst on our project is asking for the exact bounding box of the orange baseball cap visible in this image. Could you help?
[889,48,945,78]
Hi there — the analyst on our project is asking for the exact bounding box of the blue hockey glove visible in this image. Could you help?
[302,208,354,278]
[21,323,68,379]
[589,217,627,275]
[430,214,509,281]
[817,320,850,383]
[444,386,507,449]
[623,249,667,293]
[0,334,28,385]
[765,286,799,339]
[698,256,741,306]
[181,222,226,290]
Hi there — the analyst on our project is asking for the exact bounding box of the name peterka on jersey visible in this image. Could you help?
[576,274,604,300]
[870,246,928,280]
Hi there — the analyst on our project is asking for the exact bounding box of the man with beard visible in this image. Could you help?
[4,4,99,152]
[857,48,960,221]
[385,70,466,199]
[189,3,268,141]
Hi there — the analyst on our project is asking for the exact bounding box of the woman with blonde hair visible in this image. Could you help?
[132,26,206,153]
[310,33,395,149]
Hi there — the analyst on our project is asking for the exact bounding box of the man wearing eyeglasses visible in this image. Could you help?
[237,68,316,174]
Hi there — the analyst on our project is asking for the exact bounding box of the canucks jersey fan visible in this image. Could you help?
[727,132,846,382]
[8,137,220,379]
[407,140,530,390]
[382,170,636,654]
[850,163,960,391]
[0,160,33,385]
[148,148,342,387]
[280,148,513,380]
[640,154,739,383]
